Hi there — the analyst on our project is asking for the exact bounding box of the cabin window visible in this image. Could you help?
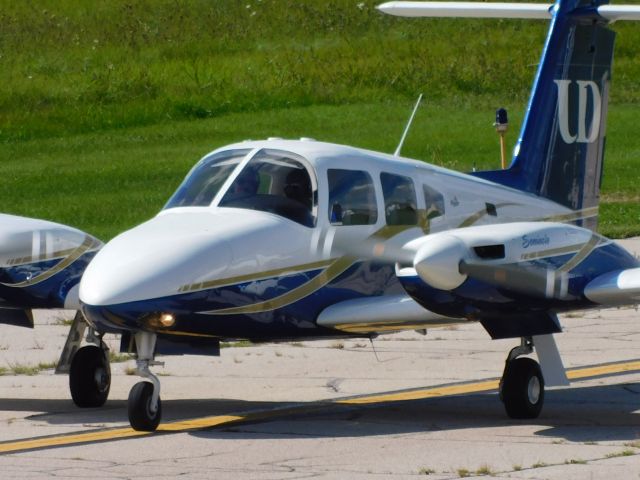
[328,169,378,225]
[380,172,417,225]
[164,149,251,209]
[423,183,445,219]
[219,149,315,227]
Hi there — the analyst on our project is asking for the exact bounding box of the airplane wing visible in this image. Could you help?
[0,306,33,328]
[332,221,640,335]
[317,293,462,334]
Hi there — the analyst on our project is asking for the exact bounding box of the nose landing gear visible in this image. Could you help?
[128,332,162,431]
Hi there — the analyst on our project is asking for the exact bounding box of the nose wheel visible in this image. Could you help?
[127,332,163,431]
[69,344,111,408]
[500,339,545,419]
[128,381,162,431]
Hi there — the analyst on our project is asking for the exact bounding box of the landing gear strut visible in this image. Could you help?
[128,332,162,431]
[500,337,544,419]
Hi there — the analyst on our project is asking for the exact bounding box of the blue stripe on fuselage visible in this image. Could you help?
[0,251,97,308]
[83,260,401,340]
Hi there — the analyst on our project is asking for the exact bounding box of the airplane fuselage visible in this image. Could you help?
[79,139,637,342]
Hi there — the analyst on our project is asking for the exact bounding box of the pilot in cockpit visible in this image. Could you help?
[228,168,260,199]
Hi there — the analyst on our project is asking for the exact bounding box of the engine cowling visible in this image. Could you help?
[413,234,468,290]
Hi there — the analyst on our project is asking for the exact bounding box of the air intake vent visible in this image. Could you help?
[473,244,505,259]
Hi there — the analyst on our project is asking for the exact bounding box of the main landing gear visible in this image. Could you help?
[58,312,111,408]
[500,337,544,419]
[128,331,162,431]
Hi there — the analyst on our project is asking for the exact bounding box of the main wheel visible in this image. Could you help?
[501,357,544,419]
[69,345,110,407]
[128,381,162,431]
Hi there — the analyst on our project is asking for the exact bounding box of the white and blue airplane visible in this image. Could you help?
[75,0,640,431]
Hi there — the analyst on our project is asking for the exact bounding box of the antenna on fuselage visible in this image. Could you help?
[394,93,423,157]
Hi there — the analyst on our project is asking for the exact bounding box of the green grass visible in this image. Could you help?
[108,352,132,363]
[606,449,636,458]
[2,101,639,239]
[418,467,436,475]
[10,363,41,376]
[475,465,494,475]
[220,340,253,349]
[1,0,640,238]
[54,317,74,326]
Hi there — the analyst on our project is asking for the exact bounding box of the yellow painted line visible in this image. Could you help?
[157,414,246,431]
[1,358,640,454]
[0,428,149,454]
[335,379,500,405]
[566,360,640,380]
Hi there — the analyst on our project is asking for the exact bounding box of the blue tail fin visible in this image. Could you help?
[473,0,616,230]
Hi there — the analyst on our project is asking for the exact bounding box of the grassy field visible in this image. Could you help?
[2,0,640,240]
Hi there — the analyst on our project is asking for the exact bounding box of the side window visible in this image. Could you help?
[328,169,377,225]
[381,172,417,225]
[423,183,445,219]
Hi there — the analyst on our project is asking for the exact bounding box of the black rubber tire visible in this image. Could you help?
[69,345,111,408]
[128,381,162,431]
[501,357,544,419]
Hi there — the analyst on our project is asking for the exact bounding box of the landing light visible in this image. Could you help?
[159,313,176,327]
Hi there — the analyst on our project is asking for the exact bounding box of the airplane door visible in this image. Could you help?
[321,168,382,257]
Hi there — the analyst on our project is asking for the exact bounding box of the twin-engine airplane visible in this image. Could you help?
[72,0,640,431]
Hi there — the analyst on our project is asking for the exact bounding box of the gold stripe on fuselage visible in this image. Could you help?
[1,236,100,288]
[197,224,416,315]
[178,259,334,293]
[6,247,77,267]
[196,204,601,315]
[456,202,521,228]
[540,206,599,224]
[556,234,603,274]
[520,242,585,261]
[200,255,357,315]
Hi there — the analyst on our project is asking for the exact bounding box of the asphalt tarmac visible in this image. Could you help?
[0,238,639,478]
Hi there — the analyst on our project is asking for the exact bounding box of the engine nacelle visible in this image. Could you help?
[401,221,597,293]
[413,234,468,290]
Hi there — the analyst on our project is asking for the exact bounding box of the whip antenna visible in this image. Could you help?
[394,93,423,157]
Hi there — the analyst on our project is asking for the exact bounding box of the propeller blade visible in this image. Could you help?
[460,260,552,298]
[330,234,416,265]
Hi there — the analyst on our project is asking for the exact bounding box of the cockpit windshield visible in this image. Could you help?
[164,149,251,209]
[219,149,316,227]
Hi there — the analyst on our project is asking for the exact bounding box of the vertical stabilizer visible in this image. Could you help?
[473,0,615,230]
